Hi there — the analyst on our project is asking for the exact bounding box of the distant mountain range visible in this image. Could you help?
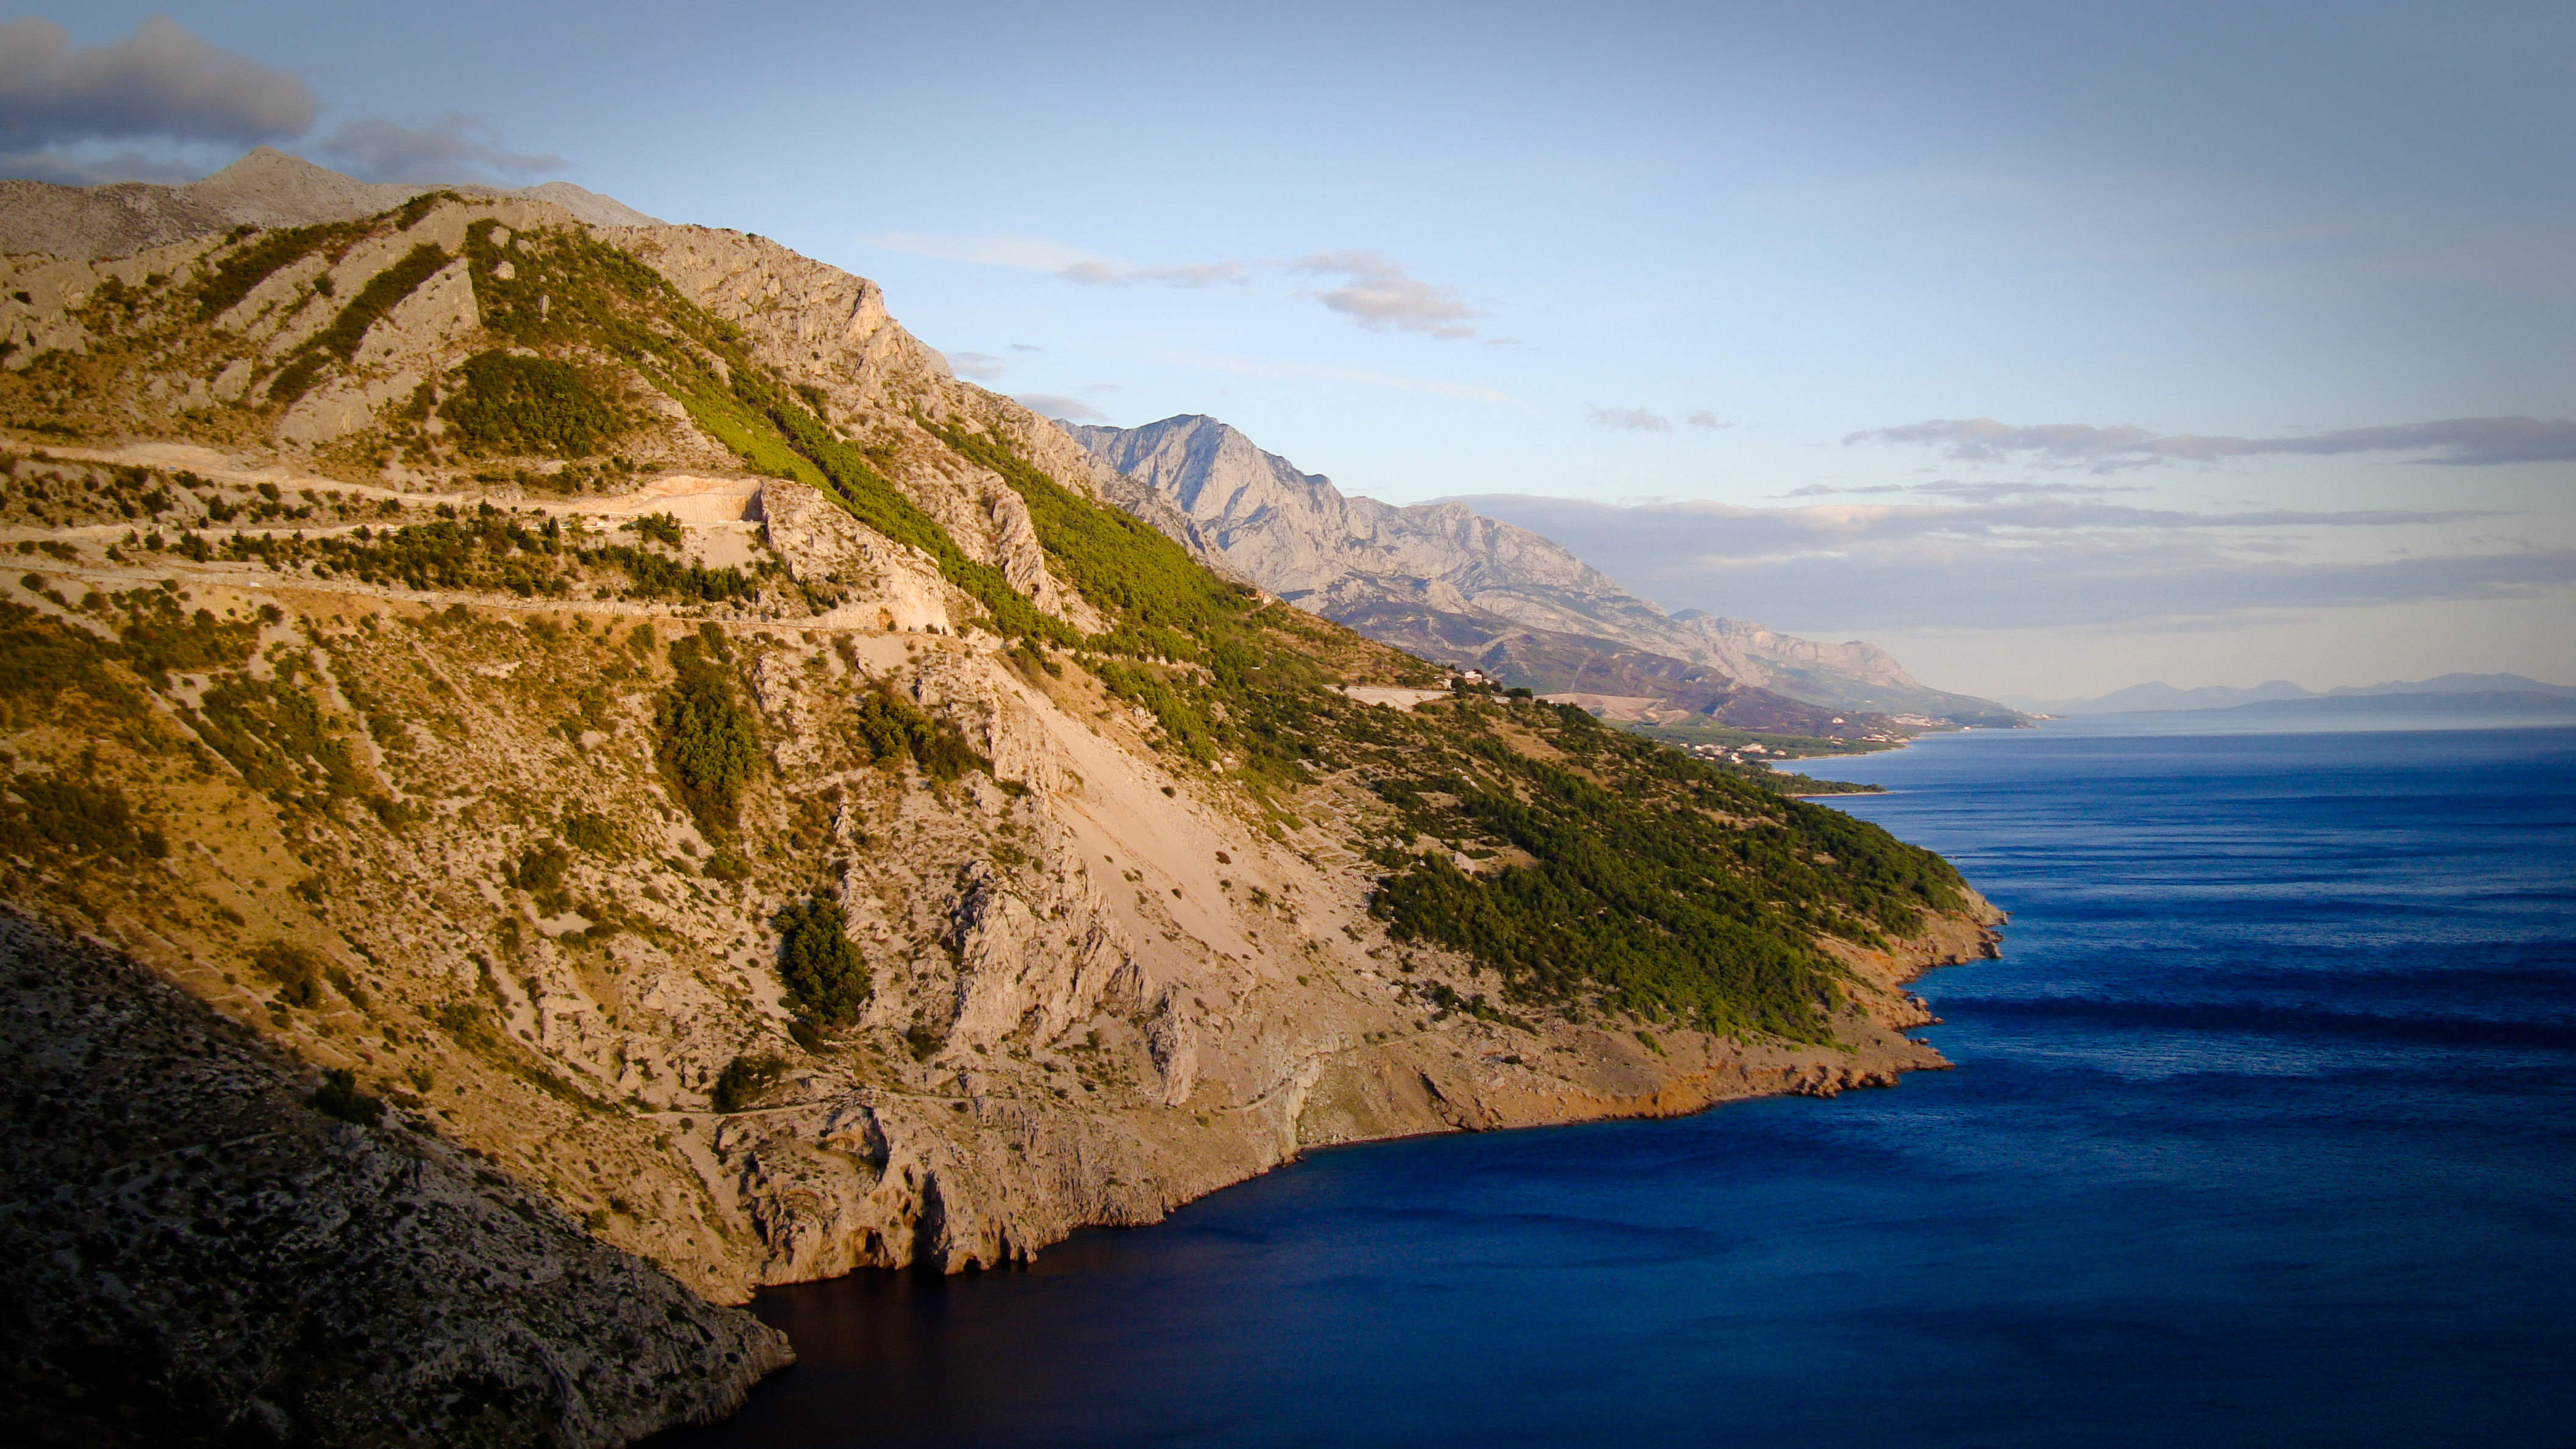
[1998,673,2576,715]
[1063,415,2020,729]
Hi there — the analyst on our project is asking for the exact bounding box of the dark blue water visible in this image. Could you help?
[663,721,2576,1448]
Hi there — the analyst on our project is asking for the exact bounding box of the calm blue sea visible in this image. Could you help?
[660,719,2576,1449]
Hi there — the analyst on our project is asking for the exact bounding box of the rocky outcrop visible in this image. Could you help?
[0,911,789,1447]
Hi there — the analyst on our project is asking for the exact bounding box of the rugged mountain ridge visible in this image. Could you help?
[0,147,660,261]
[1,157,1999,1443]
[1064,414,2016,724]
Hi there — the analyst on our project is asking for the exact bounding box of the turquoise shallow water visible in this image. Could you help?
[658,720,2576,1448]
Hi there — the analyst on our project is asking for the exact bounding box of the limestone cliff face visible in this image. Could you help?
[1068,415,2012,721]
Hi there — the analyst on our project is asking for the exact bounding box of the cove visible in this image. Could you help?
[657,720,2576,1448]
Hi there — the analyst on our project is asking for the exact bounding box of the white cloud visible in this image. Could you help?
[1848,415,2576,471]
[1439,491,2553,634]
[1157,348,1517,405]
[1289,251,1481,338]
[1015,393,1108,421]
[862,232,1097,270]
[1061,258,1251,288]
[946,351,1007,381]
[1687,409,1730,431]
[1588,406,1671,432]
[854,232,1490,341]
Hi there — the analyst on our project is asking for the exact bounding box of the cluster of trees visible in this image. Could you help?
[1358,699,1967,1041]
[438,351,628,458]
[654,626,758,837]
[848,681,987,784]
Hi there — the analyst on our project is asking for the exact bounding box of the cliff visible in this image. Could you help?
[0,160,2000,1442]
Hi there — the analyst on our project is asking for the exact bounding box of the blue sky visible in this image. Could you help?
[9,2,2572,698]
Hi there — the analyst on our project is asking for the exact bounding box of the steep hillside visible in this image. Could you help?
[0,165,2000,1439]
[1064,414,2019,725]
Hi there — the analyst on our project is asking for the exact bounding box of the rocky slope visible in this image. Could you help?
[0,159,2002,1440]
[1065,414,2017,724]
[0,911,790,1447]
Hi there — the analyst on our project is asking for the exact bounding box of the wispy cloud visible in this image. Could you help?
[1589,406,1671,432]
[1061,259,1251,288]
[946,351,1007,381]
[859,231,1489,340]
[1848,415,2576,471]
[1014,393,1109,422]
[1156,349,1517,405]
[863,232,1095,270]
[1439,491,2551,633]
[1687,409,1730,431]
[1288,251,1481,338]
[315,113,562,184]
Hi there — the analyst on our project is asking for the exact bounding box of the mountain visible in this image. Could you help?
[0,147,664,259]
[2226,691,2576,715]
[2005,672,2576,714]
[0,157,2000,1439]
[1061,415,2019,728]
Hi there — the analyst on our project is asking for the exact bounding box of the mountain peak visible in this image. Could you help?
[1065,415,2013,724]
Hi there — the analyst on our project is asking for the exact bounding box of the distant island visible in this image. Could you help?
[2001,673,2576,716]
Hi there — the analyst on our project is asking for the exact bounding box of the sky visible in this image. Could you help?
[7,2,2572,700]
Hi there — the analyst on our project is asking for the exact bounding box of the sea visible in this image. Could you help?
[656,715,2576,1448]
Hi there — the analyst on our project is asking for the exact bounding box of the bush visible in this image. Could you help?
[250,941,326,1009]
[775,895,869,1026]
[710,1053,786,1113]
[849,682,988,784]
[311,1068,384,1126]
[656,638,758,835]
[562,811,618,853]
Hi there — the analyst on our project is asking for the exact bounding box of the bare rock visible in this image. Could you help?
[0,912,792,1447]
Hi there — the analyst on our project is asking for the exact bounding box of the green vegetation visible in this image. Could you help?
[562,810,618,853]
[773,895,869,1026]
[250,942,327,1009]
[655,631,757,835]
[193,221,360,320]
[188,657,364,811]
[0,770,155,863]
[1354,699,1966,1042]
[710,1053,786,1113]
[310,1067,385,1126]
[438,350,628,457]
[849,681,987,784]
[267,242,451,404]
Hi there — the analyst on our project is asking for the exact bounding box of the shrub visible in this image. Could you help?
[849,682,988,784]
[311,1068,385,1126]
[710,1053,786,1113]
[562,811,618,853]
[250,942,326,1009]
[655,638,758,835]
[775,895,869,1026]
